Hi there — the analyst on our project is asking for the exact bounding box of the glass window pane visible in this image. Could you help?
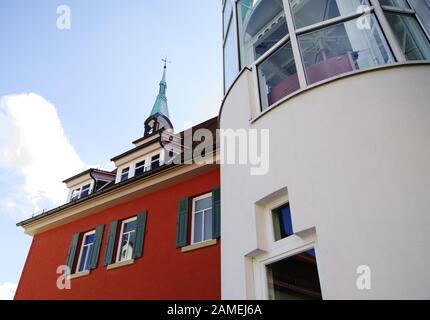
[257,41,299,110]
[266,251,322,300]
[272,204,293,241]
[238,0,288,66]
[298,15,394,85]
[408,0,430,35]
[80,184,91,198]
[121,168,129,181]
[193,212,203,243]
[151,161,160,170]
[85,244,93,270]
[134,160,145,176]
[135,166,145,176]
[385,13,430,60]
[84,233,95,245]
[379,0,410,8]
[71,189,80,201]
[224,22,239,93]
[124,220,137,233]
[151,155,160,170]
[223,0,233,38]
[128,231,136,254]
[290,0,369,29]
[280,205,293,237]
[195,196,212,211]
[307,248,316,257]
[204,209,213,241]
[78,246,88,272]
[119,233,132,261]
[80,189,90,198]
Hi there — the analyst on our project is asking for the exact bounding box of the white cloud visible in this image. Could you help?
[0,93,88,217]
[0,282,17,300]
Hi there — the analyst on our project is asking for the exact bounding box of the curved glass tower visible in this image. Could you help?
[223,0,430,108]
[220,0,430,300]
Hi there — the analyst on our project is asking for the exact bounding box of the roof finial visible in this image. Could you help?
[162,56,171,69]
[149,58,171,118]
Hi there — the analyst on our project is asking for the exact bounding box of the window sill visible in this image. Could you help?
[67,270,90,280]
[181,239,217,253]
[107,259,135,270]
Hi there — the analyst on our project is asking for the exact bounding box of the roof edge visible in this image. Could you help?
[62,168,115,184]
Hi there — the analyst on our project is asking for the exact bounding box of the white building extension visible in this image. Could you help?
[220,0,430,300]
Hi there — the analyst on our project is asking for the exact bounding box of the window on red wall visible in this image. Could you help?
[116,217,137,262]
[66,225,104,275]
[76,230,96,273]
[191,193,213,244]
[176,188,220,249]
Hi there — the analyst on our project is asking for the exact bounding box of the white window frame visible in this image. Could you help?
[119,150,166,181]
[116,216,137,263]
[191,192,213,245]
[69,182,93,202]
[70,188,81,202]
[80,184,91,197]
[254,242,317,300]
[251,191,319,299]
[75,230,96,274]
[150,154,160,170]
[134,160,146,176]
[120,167,130,182]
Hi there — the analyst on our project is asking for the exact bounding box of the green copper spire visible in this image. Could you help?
[150,61,169,118]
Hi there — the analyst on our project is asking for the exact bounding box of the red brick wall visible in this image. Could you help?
[15,168,220,300]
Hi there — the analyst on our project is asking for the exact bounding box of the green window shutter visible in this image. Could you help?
[89,224,104,270]
[65,232,80,275]
[103,220,118,266]
[132,211,148,259]
[176,197,189,248]
[212,188,221,239]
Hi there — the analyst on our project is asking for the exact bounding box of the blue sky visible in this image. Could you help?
[0,0,222,298]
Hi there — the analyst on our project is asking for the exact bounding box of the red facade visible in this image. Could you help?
[15,168,220,300]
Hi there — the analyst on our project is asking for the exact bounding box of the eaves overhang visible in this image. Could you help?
[62,168,115,184]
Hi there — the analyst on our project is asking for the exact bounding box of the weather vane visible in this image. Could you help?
[162,56,172,69]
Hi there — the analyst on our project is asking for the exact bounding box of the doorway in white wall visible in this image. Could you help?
[253,242,322,300]
[266,249,321,300]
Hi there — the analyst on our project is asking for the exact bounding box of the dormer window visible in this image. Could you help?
[70,189,80,202]
[70,184,92,202]
[135,160,146,177]
[151,155,160,170]
[80,184,91,198]
[120,167,129,182]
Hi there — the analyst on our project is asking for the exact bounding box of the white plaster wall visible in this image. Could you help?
[220,64,430,299]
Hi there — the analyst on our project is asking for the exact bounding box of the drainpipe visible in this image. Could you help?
[89,169,97,194]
